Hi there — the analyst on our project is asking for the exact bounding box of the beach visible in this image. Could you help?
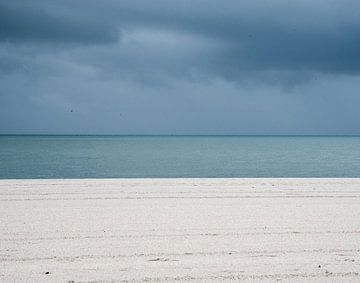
[1,178,360,282]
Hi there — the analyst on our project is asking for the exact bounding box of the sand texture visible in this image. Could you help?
[1,178,360,282]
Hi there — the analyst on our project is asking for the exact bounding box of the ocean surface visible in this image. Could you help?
[0,135,360,179]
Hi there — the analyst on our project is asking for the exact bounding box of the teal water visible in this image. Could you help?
[0,135,359,179]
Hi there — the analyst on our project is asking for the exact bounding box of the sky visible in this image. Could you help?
[1,0,360,135]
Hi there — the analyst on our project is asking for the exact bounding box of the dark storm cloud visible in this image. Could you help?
[122,0,360,75]
[1,0,360,134]
[0,1,119,44]
[109,0,360,75]
[2,0,360,75]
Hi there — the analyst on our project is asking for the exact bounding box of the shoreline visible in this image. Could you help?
[1,178,360,282]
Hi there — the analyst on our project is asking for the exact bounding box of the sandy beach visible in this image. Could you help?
[1,178,360,282]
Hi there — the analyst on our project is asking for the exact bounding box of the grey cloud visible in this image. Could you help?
[1,0,360,134]
[0,1,119,44]
[2,0,360,76]
[109,0,360,75]
[115,0,360,76]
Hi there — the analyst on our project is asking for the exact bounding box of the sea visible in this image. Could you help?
[0,135,359,179]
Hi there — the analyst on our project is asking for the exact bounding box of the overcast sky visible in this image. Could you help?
[1,0,360,134]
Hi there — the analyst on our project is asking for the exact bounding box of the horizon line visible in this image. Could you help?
[1,134,360,137]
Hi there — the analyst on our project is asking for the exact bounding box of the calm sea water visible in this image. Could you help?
[0,135,360,179]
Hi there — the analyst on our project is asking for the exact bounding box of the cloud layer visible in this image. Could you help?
[1,0,360,134]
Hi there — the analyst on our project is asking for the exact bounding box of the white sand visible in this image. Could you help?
[1,178,360,282]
